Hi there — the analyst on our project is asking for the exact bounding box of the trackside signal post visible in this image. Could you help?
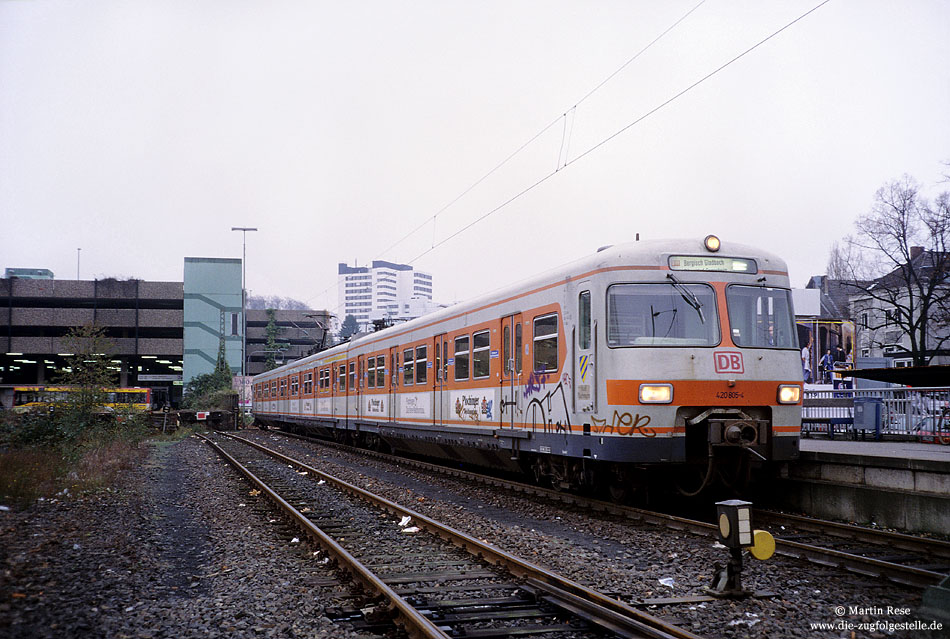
[708,500,775,598]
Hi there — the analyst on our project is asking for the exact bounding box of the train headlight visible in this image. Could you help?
[704,235,721,252]
[777,385,801,404]
[639,384,673,404]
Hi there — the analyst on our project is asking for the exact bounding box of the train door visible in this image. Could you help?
[500,313,523,429]
[333,362,346,425]
[575,288,596,413]
[347,360,357,425]
[433,333,448,425]
[357,355,365,421]
[389,347,398,422]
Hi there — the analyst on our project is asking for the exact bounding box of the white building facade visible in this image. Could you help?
[338,261,435,330]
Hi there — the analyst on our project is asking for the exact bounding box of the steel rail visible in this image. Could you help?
[260,430,947,590]
[226,433,704,639]
[754,509,950,559]
[767,537,944,589]
[196,434,452,639]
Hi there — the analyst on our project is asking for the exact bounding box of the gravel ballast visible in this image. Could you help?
[2,431,946,639]
[239,431,946,639]
[1,437,375,639]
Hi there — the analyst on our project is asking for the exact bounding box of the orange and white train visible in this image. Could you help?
[252,236,802,497]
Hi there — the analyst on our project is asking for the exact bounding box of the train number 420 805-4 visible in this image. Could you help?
[716,391,745,400]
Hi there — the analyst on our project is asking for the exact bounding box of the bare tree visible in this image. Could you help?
[246,295,308,310]
[825,240,865,280]
[844,175,950,366]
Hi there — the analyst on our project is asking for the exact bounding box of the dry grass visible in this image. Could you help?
[0,437,151,509]
[70,439,147,491]
[0,414,196,510]
[0,448,66,509]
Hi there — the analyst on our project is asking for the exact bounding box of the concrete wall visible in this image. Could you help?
[768,452,950,535]
[1,278,180,300]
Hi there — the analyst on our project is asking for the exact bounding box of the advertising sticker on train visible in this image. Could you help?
[714,351,744,374]
[365,396,387,416]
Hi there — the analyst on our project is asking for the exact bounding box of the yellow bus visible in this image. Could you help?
[11,386,152,414]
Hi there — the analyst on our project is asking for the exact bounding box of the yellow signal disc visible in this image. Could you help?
[749,529,775,561]
[718,513,730,538]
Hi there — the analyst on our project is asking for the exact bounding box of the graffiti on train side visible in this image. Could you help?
[523,370,571,399]
[522,370,548,398]
[525,379,571,435]
[590,411,656,437]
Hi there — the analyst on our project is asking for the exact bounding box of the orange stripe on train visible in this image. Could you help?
[606,380,803,406]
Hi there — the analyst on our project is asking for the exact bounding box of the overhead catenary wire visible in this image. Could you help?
[302,1,710,313]
[407,0,833,265]
[376,0,710,261]
[305,0,832,317]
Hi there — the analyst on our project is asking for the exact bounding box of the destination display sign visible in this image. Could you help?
[668,256,757,273]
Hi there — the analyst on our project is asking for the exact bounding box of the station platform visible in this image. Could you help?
[765,438,950,535]
[800,438,950,463]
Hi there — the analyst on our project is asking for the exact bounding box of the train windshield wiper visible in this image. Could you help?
[667,273,705,323]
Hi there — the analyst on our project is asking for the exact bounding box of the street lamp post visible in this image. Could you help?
[231,227,257,379]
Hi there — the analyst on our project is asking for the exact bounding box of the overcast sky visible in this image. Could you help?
[2,0,949,319]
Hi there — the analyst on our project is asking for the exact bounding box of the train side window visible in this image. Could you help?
[403,348,414,385]
[455,336,470,381]
[338,365,346,391]
[503,325,511,373]
[291,375,299,397]
[349,362,356,391]
[393,353,398,387]
[473,330,490,379]
[515,323,523,374]
[435,342,442,381]
[533,313,559,373]
[377,355,386,389]
[579,291,591,350]
[367,357,376,388]
[416,345,427,384]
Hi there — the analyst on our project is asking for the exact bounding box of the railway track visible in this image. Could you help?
[199,432,703,639]
[753,510,950,587]
[257,429,949,591]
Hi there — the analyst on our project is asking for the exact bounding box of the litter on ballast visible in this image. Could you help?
[728,613,760,627]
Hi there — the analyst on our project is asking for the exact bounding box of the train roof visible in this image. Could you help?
[254,237,789,381]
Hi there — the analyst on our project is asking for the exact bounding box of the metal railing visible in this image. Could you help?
[802,386,950,442]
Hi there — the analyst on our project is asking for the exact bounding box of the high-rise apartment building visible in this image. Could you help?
[337,261,434,330]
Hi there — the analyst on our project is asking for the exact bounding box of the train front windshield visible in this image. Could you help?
[725,285,797,349]
[607,283,719,347]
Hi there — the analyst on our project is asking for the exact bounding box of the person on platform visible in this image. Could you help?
[819,349,834,384]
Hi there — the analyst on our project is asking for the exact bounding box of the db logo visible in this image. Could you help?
[714,351,744,374]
